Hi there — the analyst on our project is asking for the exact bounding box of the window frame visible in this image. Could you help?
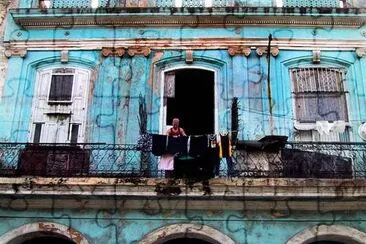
[291,66,349,124]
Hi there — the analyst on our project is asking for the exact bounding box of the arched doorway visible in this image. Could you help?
[164,68,215,135]
[0,222,90,244]
[20,234,76,244]
[309,242,345,244]
[162,238,213,244]
[139,223,235,244]
[287,225,366,244]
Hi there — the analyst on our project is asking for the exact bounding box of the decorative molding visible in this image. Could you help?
[4,48,27,58]
[185,49,193,63]
[287,225,366,244]
[256,46,279,57]
[127,47,151,57]
[228,46,251,57]
[10,8,365,28]
[0,222,90,244]
[101,47,125,57]
[60,50,68,63]
[4,39,366,52]
[356,47,366,58]
[312,49,321,63]
[139,223,235,244]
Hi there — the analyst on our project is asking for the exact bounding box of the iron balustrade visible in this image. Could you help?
[0,142,365,178]
[36,0,353,8]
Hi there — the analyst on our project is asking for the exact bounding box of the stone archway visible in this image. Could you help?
[138,223,235,244]
[0,222,90,244]
[287,225,366,244]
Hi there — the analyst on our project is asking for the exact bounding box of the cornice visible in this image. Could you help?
[1,177,366,211]
[4,38,366,52]
[9,7,366,28]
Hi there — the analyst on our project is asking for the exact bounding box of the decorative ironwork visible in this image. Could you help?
[282,0,341,7]
[1,142,366,178]
[52,0,92,8]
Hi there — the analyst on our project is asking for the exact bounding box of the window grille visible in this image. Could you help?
[291,67,348,123]
[282,0,343,7]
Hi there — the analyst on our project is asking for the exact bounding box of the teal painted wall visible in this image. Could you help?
[1,208,366,243]
[1,42,365,143]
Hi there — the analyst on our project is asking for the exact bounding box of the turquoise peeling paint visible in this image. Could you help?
[0,47,365,143]
[1,208,366,243]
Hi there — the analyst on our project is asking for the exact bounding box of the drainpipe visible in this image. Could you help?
[266,34,274,135]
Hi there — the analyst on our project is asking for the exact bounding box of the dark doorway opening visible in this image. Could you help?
[309,242,345,244]
[21,236,76,244]
[162,238,213,244]
[166,69,214,135]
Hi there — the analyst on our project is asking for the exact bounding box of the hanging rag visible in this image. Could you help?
[219,133,232,158]
[331,120,346,133]
[158,154,175,170]
[152,134,167,156]
[315,121,332,135]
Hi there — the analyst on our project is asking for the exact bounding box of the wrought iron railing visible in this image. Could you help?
[36,0,352,8]
[0,142,365,178]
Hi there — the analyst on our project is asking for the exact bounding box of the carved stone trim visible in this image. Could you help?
[356,48,366,58]
[60,50,69,63]
[228,46,251,57]
[127,47,151,57]
[312,50,321,63]
[101,47,125,57]
[185,49,193,63]
[256,46,279,57]
[4,48,27,58]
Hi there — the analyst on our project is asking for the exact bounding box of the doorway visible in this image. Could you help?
[21,236,75,244]
[162,238,213,244]
[165,69,215,135]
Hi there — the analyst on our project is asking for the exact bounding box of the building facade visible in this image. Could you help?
[0,0,366,243]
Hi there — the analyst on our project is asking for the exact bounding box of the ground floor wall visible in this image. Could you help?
[1,208,366,244]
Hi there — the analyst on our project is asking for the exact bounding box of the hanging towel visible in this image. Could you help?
[152,134,167,156]
[158,154,175,170]
[167,136,188,155]
[315,121,332,135]
[331,120,346,133]
[189,135,208,157]
[219,133,232,158]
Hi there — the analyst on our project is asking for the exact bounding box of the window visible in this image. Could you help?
[31,68,90,144]
[291,67,348,123]
[33,123,43,143]
[48,68,75,103]
[70,124,80,144]
[291,67,350,142]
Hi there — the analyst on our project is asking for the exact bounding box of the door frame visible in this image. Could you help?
[159,66,218,135]
[29,67,91,143]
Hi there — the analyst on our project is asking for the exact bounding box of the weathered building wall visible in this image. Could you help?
[0,0,14,103]
[1,26,365,143]
[1,208,366,243]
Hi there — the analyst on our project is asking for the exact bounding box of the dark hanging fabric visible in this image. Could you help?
[189,135,208,157]
[167,136,188,155]
[219,134,231,158]
[152,134,167,156]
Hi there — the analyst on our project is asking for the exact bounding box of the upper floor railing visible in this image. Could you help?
[35,0,359,8]
[0,141,365,179]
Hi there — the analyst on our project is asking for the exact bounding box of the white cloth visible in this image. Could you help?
[331,120,346,133]
[158,154,174,170]
[315,121,332,135]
